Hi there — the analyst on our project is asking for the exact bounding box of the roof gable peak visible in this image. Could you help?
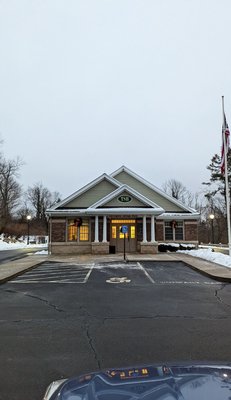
[110,166,196,213]
[48,173,120,211]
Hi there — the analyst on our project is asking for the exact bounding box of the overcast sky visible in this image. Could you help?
[0,0,231,200]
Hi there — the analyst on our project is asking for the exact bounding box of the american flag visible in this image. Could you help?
[221,113,230,174]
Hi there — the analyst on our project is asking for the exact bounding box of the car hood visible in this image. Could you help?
[44,363,231,400]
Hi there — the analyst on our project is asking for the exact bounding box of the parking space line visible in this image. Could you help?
[9,263,95,284]
[137,262,155,283]
[83,265,94,283]
[10,281,89,284]
[154,281,220,285]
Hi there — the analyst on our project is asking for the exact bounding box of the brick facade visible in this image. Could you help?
[156,222,164,241]
[51,220,66,242]
[185,221,198,241]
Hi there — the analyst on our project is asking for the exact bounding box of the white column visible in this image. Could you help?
[142,215,147,242]
[94,215,99,242]
[151,215,155,242]
[103,215,107,242]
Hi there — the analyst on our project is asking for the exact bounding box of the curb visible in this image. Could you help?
[181,260,231,283]
[181,261,231,283]
[0,260,47,285]
[167,254,231,283]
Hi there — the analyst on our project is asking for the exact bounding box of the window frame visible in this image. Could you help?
[164,221,184,241]
[67,218,90,242]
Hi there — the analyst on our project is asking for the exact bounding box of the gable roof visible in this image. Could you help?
[46,165,200,219]
[110,165,197,214]
[89,184,164,212]
[47,173,120,211]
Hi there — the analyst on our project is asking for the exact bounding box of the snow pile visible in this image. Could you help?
[178,248,231,268]
[34,250,48,255]
[0,240,47,251]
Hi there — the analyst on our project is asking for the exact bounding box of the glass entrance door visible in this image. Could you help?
[110,220,137,253]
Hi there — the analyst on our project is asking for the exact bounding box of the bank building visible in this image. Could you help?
[46,166,199,255]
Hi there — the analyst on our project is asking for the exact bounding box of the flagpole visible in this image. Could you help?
[222,95,231,256]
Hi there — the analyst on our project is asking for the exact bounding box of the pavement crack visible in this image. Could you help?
[24,293,65,312]
[215,284,231,308]
[80,305,101,369]
[102,314,229,323]
[3,289,65,313]
[85,322,101,370]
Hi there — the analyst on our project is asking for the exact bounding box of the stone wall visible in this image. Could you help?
[50,243,92,255]
[140,242,158,254]
[91,242,109,254]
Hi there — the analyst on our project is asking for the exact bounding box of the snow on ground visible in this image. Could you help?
[34,250,48,255]
[1,238,231,267]
[0,240,47,251]
[178,248,231,268]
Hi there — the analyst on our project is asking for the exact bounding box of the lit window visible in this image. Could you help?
[67,219,89,242]
[119,226,124,239]
[68,220,77,241]
[79,225,89,241]
[131,226,136,239]
[112,226,117,239]
[111,219,136,223]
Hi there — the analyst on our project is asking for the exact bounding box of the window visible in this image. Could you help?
[111,219,136,223]
[175,221,183,240]
[164,221,183,241]
[165,222,173,240]
[112,226,117,239]
[67,219,89,242]
[68,220,77,241]
[131,226,136,239]
[79,225,89,241]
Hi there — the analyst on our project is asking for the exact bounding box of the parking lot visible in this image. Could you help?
[1,260,231,400]
[9,259,221,286]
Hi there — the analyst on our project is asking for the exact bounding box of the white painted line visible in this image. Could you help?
[137,262,155,283]
[24,271,87,277]
[10,279,88,284]
[83,265,94,283]
[154,281,220,285]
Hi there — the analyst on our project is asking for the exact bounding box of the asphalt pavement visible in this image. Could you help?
[1,251,231,283]
[1,252,231,400]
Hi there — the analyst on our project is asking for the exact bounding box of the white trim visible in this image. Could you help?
[151,215,155,242]
[156,213,200,220]
[110,165,197,214]
[142,215,147,242]
[94,215,99,242]
[47,208,164,217]
[47,174,121,211]
[89,184,163,210]
[103,215,107,242]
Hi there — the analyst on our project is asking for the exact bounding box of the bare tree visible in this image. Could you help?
[26,183,61,221]
[162,178,196,206]
[0,157,22,231]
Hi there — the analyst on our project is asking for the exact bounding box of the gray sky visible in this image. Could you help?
[0,0,231,199]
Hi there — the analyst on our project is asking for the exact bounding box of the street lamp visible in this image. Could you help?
[209,214,215,244]
[26,215,32,245]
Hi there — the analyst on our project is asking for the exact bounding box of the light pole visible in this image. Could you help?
[26,215,31,245]
[209,214,215,244]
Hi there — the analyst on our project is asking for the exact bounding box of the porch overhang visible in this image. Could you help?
[156,212,200,220]
[46,206,165,217]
